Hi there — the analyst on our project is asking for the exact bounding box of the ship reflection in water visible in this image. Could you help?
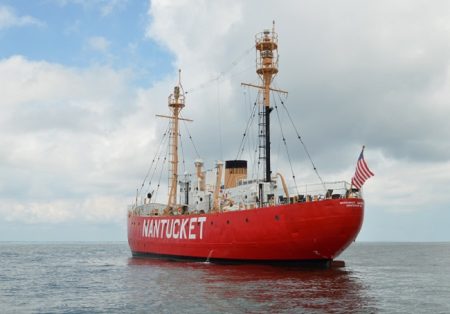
[127,258,376,313]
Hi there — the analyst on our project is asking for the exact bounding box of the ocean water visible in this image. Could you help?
[0,242,449,313]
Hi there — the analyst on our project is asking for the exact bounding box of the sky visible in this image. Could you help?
[1,0,450,242]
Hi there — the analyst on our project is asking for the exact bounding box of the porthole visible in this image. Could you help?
[275,215,280,221]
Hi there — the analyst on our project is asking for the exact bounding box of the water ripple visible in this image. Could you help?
[0,242,449,313]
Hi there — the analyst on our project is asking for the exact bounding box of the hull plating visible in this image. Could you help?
[128,198,364,263]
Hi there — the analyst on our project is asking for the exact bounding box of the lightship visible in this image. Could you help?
[127,24,364,267]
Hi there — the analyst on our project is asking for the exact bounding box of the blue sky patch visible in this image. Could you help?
[0,0,173,86]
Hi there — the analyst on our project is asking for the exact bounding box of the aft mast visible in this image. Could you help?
[259,22,277,182]
[242,22,286,182]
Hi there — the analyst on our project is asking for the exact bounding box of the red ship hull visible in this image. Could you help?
[128,198,364,265]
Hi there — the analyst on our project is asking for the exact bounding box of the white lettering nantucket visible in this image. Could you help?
[142,217,207,240]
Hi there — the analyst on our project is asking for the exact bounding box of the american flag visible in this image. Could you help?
[351,146,374,189]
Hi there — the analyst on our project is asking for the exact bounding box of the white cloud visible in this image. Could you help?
[146,0,450,221]
[2,0,450,241]
[367,158,450,213]
[147,0,244,87]
[87,36,111,53]
[0,55,172,225]
[0,196,127,224]
[0,5,44,29]
[1,200,75,224]
[326,149,450,213]
[100,0,128,17]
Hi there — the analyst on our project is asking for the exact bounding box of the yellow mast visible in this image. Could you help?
[258,21,278,182]
[167,70,185,209]
[257,21,279,108]
[242,22,287,182]
[156,71,192,213]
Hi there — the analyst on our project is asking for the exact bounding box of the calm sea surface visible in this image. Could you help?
[0,242,449,313]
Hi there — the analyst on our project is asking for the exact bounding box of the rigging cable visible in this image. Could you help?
[179,130,186,176]
[153,142,170,203]
[246,89,260,181]
[249,90,261,181]
[178,130,186,205]
[178,72,187,174]
[273,93,300,195]
[185,44,255,95]
[144,133,169,203]
[138,122,170,197]
[146,124,170,190]
[180,113,201,159]
[235,99,258,160]
[253,91,264,181]
[275,91,326,189]
[217,81,224,161]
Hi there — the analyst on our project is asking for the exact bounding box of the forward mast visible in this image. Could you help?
[156,70,192,212]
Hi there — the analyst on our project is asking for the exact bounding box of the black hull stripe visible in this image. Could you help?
[131,251,332,268]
